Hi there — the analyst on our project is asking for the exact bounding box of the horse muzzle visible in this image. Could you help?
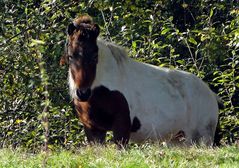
[76,88,92,101]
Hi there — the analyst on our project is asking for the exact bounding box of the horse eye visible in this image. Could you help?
[68,55,73,61]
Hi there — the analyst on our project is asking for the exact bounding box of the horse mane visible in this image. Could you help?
[73,15,128,64]
[98,39,128,65]
[73,15,93,25]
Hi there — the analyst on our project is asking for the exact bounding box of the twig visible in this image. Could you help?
[100,10,112,42]
[0,26,33,47]
[184,38,200,73]
[35,48,50,167]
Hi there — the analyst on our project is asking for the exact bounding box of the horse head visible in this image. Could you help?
[61,15,100,101]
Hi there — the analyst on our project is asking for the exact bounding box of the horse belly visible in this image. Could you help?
[128,71,218,144]
[129,84,188,143]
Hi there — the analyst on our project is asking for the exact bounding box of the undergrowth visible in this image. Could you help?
[0,144,238,168]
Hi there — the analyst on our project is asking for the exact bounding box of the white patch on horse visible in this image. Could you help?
[68,69,78,99]
[89,39,219,146]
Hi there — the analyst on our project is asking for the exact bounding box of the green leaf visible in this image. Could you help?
[210,8,214,17]
[161,28,171,35]
[188,37,197,45]
[149,25,152,33]
[132,41,137,49]
[29,39,45,47]
[7,131,13,136]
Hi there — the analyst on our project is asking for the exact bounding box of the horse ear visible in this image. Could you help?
[91,24,100,39]
[67,23,76,35]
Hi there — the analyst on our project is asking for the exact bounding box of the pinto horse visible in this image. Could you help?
[61,15,219,146]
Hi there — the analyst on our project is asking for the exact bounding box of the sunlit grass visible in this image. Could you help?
[0,144,238,168]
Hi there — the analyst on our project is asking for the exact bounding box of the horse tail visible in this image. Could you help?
[213,94,223,146]
[214,118,222,146]
[215,93,224,109]
[131,117,141,132]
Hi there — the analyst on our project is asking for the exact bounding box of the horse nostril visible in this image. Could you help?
[76,88,92,101]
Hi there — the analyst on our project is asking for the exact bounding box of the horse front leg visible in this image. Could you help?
[84,126,106,144]
[112,115,131,147]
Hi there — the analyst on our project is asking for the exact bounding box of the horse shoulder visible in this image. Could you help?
[73,99,92,129]
[81,86,131,131]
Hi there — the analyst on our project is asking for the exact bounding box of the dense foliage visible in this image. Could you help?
[0,0,238,149]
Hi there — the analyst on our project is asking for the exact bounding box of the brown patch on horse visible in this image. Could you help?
[70,59,97,89]
[74,15,93,25]
[73,99,92,128]
[66,15,100,90]
[172,130,186,142]
[73,85,131,145]
[131,117,141,132]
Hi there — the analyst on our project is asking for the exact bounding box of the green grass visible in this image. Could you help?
[0,144,238,168]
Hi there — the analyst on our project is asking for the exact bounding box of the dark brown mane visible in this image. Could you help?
[74,15,93,25]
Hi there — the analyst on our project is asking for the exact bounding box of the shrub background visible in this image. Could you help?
[0,0,238,149]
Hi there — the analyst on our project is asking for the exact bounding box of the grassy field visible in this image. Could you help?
[0,144,238,168]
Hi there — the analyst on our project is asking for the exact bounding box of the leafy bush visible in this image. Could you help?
[0,0,238,149]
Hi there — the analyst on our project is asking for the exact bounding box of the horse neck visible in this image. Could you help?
[92,40,129,90]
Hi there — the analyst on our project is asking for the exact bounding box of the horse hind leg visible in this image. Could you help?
[170,129,203,146]
[171,130,201,146]
[191,130,214,146]
[84,126,106,144]
[202,121,217,146]
[190,124,215,146]
[169,130,202,147]
[170,130,187,146]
